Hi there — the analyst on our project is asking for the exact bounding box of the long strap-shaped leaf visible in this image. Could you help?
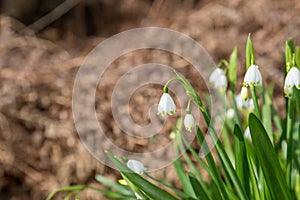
[177,73,248,200]
[105,151,178,200]
[188,172,210,200]
[233,125,250,197]
[249,113,291,200]
[196,126,229,200]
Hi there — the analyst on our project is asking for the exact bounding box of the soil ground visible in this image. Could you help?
[0,0,299,199]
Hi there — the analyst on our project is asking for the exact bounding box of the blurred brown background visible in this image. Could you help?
[0,0,300,199]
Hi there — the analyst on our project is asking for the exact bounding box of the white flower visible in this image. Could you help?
[157,93,176,116]
[209,68,224,83]
[226,108,235,119]
[243,65,262,87]
[240,86,248,101]
[244,126,251,140]
[169,131,176,140]
[284,67,300,96]
[209,68,228,93]
[184,113,195,132]
[235,94,254,111]
[127,160,145,174]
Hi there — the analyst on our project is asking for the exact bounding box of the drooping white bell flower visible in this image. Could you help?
[209,68,228,93]
[240,86,249,102]
[235,94,254,111]
[214,75,228,93]
[127,160,145,174]
[184,113,195,132]
[169,131,176,140]
[243,65,262,87]
[226,108,235,119]
[209,68,224,83]
[284,67,300,96]
[157,93,176,116]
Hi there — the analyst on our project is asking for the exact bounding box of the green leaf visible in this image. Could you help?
[228,47,237,91]
[210,181,223,200]
[105,151,178,200]
[173,117,196,198]
[295,46,300,67]
[294,89,300,120]
[246,34,255,68]
[286,96,295,188]
[233,125,250,197]
[262,90,273,144]
[196,126,229,200]
[285,40,294,72]
[188,172,210,200]
[46,185,87,200]
[95,174,133,196]
[249,113,291,200]
[145,172,190,199]
[179,130,213,188]
[173,158,196,198]
[64,191,78,200]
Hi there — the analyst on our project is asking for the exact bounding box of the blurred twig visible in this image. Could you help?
[22,0,82,34]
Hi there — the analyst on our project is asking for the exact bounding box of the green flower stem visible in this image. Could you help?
[216,90,229,109]
[196,103,248,200]
[163,78,180,93]
[178,129,215,191]
[218,59,229,68]
[286,96,294,188]
[245,142,260,200]
[250,86,261,119]
[175,72,248,200]
[223,121,235,164]
[186,98,192,113]
[196,126,230,200]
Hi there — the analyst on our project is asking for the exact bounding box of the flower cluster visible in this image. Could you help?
[157,86,195,132]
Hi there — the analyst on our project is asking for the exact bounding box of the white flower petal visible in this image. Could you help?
[240,86,248,101]
[244,65,262,86]
[235,93,254,111]
[127,160,145,174]
[235,94,243,108]
[247,99,254,111]
[209,68,224,84]
[213,75,228,93]
[184,113,195,132]
[169,131,176,140]
[284,67,300,96]
[157,93,176,116]
[209,69,227,92]
[226,108,235,119]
